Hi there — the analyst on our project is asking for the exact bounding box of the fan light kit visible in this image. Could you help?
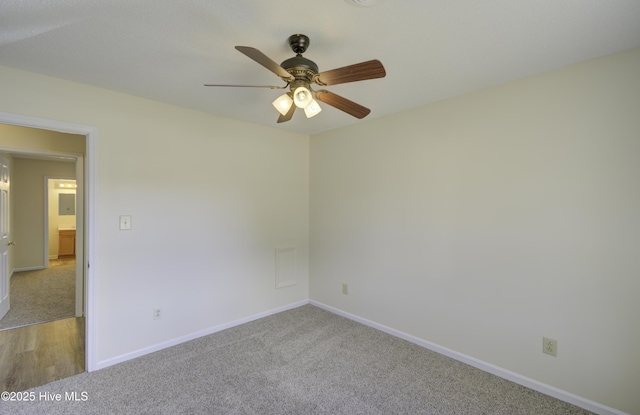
[293,86,312,108]
[205,34,386,123]
[272,94,293,116]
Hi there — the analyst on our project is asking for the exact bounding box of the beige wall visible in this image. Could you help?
[2,45,638,413]
[12,158,76,269]
[0,124,85,154]
[310,47,640,414]
[0,64,310,365]
[0,125,83,271]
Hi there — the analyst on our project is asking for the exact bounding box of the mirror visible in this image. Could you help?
[59,193,76,215]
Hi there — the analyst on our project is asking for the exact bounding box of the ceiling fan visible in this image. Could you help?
[205,34,386,123]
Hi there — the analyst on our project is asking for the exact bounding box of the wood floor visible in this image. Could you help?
[0,317,85,392]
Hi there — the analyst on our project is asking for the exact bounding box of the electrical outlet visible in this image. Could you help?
[342,283,349,295]
[153,308,161,320]
[543,337,557,357]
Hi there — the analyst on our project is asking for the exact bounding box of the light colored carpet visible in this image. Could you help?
[0,263,76,331]
[1,305,593,414]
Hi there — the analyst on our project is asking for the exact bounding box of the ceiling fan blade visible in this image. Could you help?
[277,103,296,123]
[204,84,286,89]
[315,59,386,86]
[235,46,294,81]
[315,90,371,119]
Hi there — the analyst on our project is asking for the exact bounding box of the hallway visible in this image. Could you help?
[0,259,76,331]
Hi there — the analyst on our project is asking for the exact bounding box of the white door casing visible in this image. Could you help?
[74,157,84,317]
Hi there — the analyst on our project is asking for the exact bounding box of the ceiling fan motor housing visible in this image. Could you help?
[281,55,318,82]
[282,34,318,91]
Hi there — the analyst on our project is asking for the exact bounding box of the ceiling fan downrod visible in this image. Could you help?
[288,34,310,55]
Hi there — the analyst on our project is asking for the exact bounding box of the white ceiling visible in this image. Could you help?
[1,0,639,135]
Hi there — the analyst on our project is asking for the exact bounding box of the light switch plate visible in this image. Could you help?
[119,215,132,230]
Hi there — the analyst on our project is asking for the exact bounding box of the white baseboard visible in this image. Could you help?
[94,300,310,371]
[93,298,626,415]
[13,266,46,272]
[309,300,628,415]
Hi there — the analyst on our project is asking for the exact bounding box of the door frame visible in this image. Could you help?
[0,111,97,372]
[45,175,83,317]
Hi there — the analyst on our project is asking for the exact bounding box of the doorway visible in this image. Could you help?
[47,177,84,318]
[0,111,96,378]
[0,163,83,329]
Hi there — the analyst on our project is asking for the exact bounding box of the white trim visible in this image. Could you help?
[95,300,310,370]
[0,111,98,372]
[309,300,628,415]
[3,146,82,160]
[12,266,46,272]
[73,157,84,318]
